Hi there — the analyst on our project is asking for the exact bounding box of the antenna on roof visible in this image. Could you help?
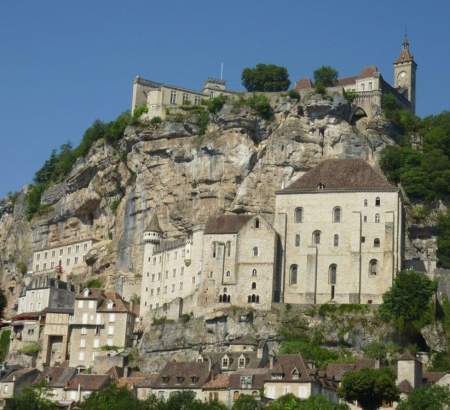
[220,62,224,80]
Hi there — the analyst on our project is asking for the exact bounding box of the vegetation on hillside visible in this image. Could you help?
[313,66,338,94]
[241,64,290,92]
[397,385,450,410]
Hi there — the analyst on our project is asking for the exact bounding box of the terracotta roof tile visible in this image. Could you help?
[34,367,77,388]
[279,159,396,194]
[295,78,313,91]
[65,374,111,391]
[204,214,254,235]
[423,371,446,385]
[268,354,313,382]
[152,361,211,389]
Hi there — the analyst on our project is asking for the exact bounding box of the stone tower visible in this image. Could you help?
[143,214,162,256]
[393,34,417,113]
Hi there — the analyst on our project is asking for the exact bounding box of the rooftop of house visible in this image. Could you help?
[20,276,75,296]
[152,361,211,389]
[278,159,397,194]
[76,289,135,315]
[268,354,314,383]
[204,214,254,235]
[34,367,77,388]
[324,358,377,382]
[202,351,265,372]
[203,368,269,390]
[135,373,159,388]
[0,367,39,383]
[65,374,111,391]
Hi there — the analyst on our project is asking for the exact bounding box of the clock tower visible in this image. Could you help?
[393,34,417,113]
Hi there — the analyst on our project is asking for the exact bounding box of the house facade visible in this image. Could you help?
[274,159,403,305]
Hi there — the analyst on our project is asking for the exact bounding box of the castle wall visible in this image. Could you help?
[275,191,402,304]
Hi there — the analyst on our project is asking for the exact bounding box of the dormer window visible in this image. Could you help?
[83,289,89,297]
[107,301,114,310]
[317,182,326,190]
[238,355,246,369]
[292,368,300,380]
[222,356,229,369]
[176,376,185,384]
[162,376,170,384]
[191,376,199,384]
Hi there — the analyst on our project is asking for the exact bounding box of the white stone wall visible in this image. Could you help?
[275,191,402,304]
[32,239,94,277]
[140,230,203,318]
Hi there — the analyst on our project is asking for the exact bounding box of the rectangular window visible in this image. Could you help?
[88,300,95,309]
[82,313,88,324]
[36,264,39,272]
[92,352,97,361]
[43,263,47,270]
[52,251,55,257]
[295,234,300,247]
[51,262,54,268]
[66,258,70,265]
[108,326,114,335]
[182,93,190,104]
[37,253,40,260]
[76,245,80,252]
[44,252,47,258]
[151,274,155,282]
[107,338,113,346]
[368,81,373,90]
[60,249,63,256]
[94,338,100,348]
[78,300,84,308]
[96,314,102,325]
[181,267,184,276]
[157,288,160,295]
[150,289,154,296]
[165,271,168,279]
[84,243,88,251]
[170,90,177,104]
[75,257,78,264]
[79,351,85,361]
[81,327,87,335]
[68,247,71,254]
[80,339,86,348]
[164,286,167,294]
[109,313,115,323]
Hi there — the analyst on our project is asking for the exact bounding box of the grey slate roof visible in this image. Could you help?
[204,214,254,235]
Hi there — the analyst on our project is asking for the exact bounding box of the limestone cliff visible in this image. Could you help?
[0,92,396,316]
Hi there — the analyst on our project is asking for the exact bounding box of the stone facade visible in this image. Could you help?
[69,289,136,369]
[275,159,403,305]
[17,275,75,314]
[131,77,236,120]
[32,238,97,279]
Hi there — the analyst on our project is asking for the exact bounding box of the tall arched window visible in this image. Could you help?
[212,242,217,258]
[364,199,368,207]
[226,241,231,257]
[375,214,380,223]
[333,207,341,223]
[251,282,256,290]
[295,234,300,247]
[295,207,303,223]
[254,218,260,229]
[252,269,257,277]
[369,259,378,275]
[328,264,337,285]
[333,234,339,247]
[374,238,380,248]
[252,247,259,257]
[290,264,298,285]
[375,197,381,207]
[312,230,321,245]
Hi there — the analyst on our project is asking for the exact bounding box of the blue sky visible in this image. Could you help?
[0,0,449,197]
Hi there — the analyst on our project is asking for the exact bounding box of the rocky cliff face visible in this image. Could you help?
[0,92,396,315]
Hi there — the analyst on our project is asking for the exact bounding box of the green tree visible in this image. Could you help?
[338,368,399,410]
[266,394,302,410]
[438,210,450,268]
[78,384,142,410]
[245,94,274,120]
[266,394,349,410]
[379,270,436,337]
[241,64,290,92]
[5,382,58,410]
[231,394,263,410]
[313,66,338,88]
[397,385,450,410]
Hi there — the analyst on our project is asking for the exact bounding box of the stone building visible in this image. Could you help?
[274,159,403,305]
[69,289,136,369]
[0,367,40,403]
[32,238,97,278]
[140,214,204,317]
[17,275,75,314]
[131,76,235,120]
[295,36,417,117]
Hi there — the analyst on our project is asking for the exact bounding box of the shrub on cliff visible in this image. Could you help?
[241,64,290,92]
[313,66,338,88]
[244,94,274,120]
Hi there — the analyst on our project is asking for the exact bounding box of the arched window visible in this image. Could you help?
[252,247,259,257]
[374,238,380,248]
[328,264,337,285]
[254,218,260,229]
[333,234,339,247]
[375,214,380,223]
[222,356,229,368]
[375,197,381,207]
[369,259,378,275]
[248,295,251,303]
[312,230,321,245]
[226,271,231,277]
[212,242,217,258]
[295,234,300,247]
[333,207,341,223]
[251,294,256,303]
[238,355,246,368]
[290,264,298,285]
[256,295,260,303]
[227,295,231,303]
[364,199,368,207]
[226,241,231,257]
[219,295,223,303]
[251,282,256,290]
[295,207,303,223]
[252,269,257,277]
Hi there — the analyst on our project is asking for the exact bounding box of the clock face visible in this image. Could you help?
[398,71,407,80]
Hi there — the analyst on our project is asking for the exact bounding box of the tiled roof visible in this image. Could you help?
[135,373,159,388]
[76,288,104,300]
[268,354,314,383]
[398,351,417,361]
[295,78,313,91]
[204,214,254,235]
[34,367,77,388]
[337,76,358,86]
[278,159,396,194]
[203,351,265,372]
[423,371,447,385]
[229,369,269,390]
[202,373,232,390]
[97,292,134,314]
[325,358,377,382]
[152,361,211,389]
[145,214,163,233]
[0,368,39,383]
[65,374,111,391]
[403,259,427,273]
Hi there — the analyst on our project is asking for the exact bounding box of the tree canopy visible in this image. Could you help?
[338,368,399,410]
[231,395,263,410]
[379,270,436,336]
[241,64,290,92]
[266,394,349,410]
[5,382,58,410]
[313,66,338,88]
[396,385,450,410]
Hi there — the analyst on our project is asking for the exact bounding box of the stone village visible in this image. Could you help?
[0,37,446,409]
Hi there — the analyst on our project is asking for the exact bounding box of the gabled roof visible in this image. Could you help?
[65,374,111,391]
[0,367,39,383]
[204,214,254,235]
[325,358,377,382]
[152,361,211,389]
[135,373,159,388]
[278,159,396,194]
[398,379,413,394]
[398,351,417,361]
[34,367,77,388]
[97,292,134,314]
[395,36,415,64]
[268,354,314,383]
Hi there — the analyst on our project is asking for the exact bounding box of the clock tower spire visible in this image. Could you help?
[393,33,417,113]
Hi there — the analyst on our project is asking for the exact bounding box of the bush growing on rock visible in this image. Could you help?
[313,66,338,88]
[244,94,274,120]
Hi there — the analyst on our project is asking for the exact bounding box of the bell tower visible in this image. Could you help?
[393,34,417,113]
